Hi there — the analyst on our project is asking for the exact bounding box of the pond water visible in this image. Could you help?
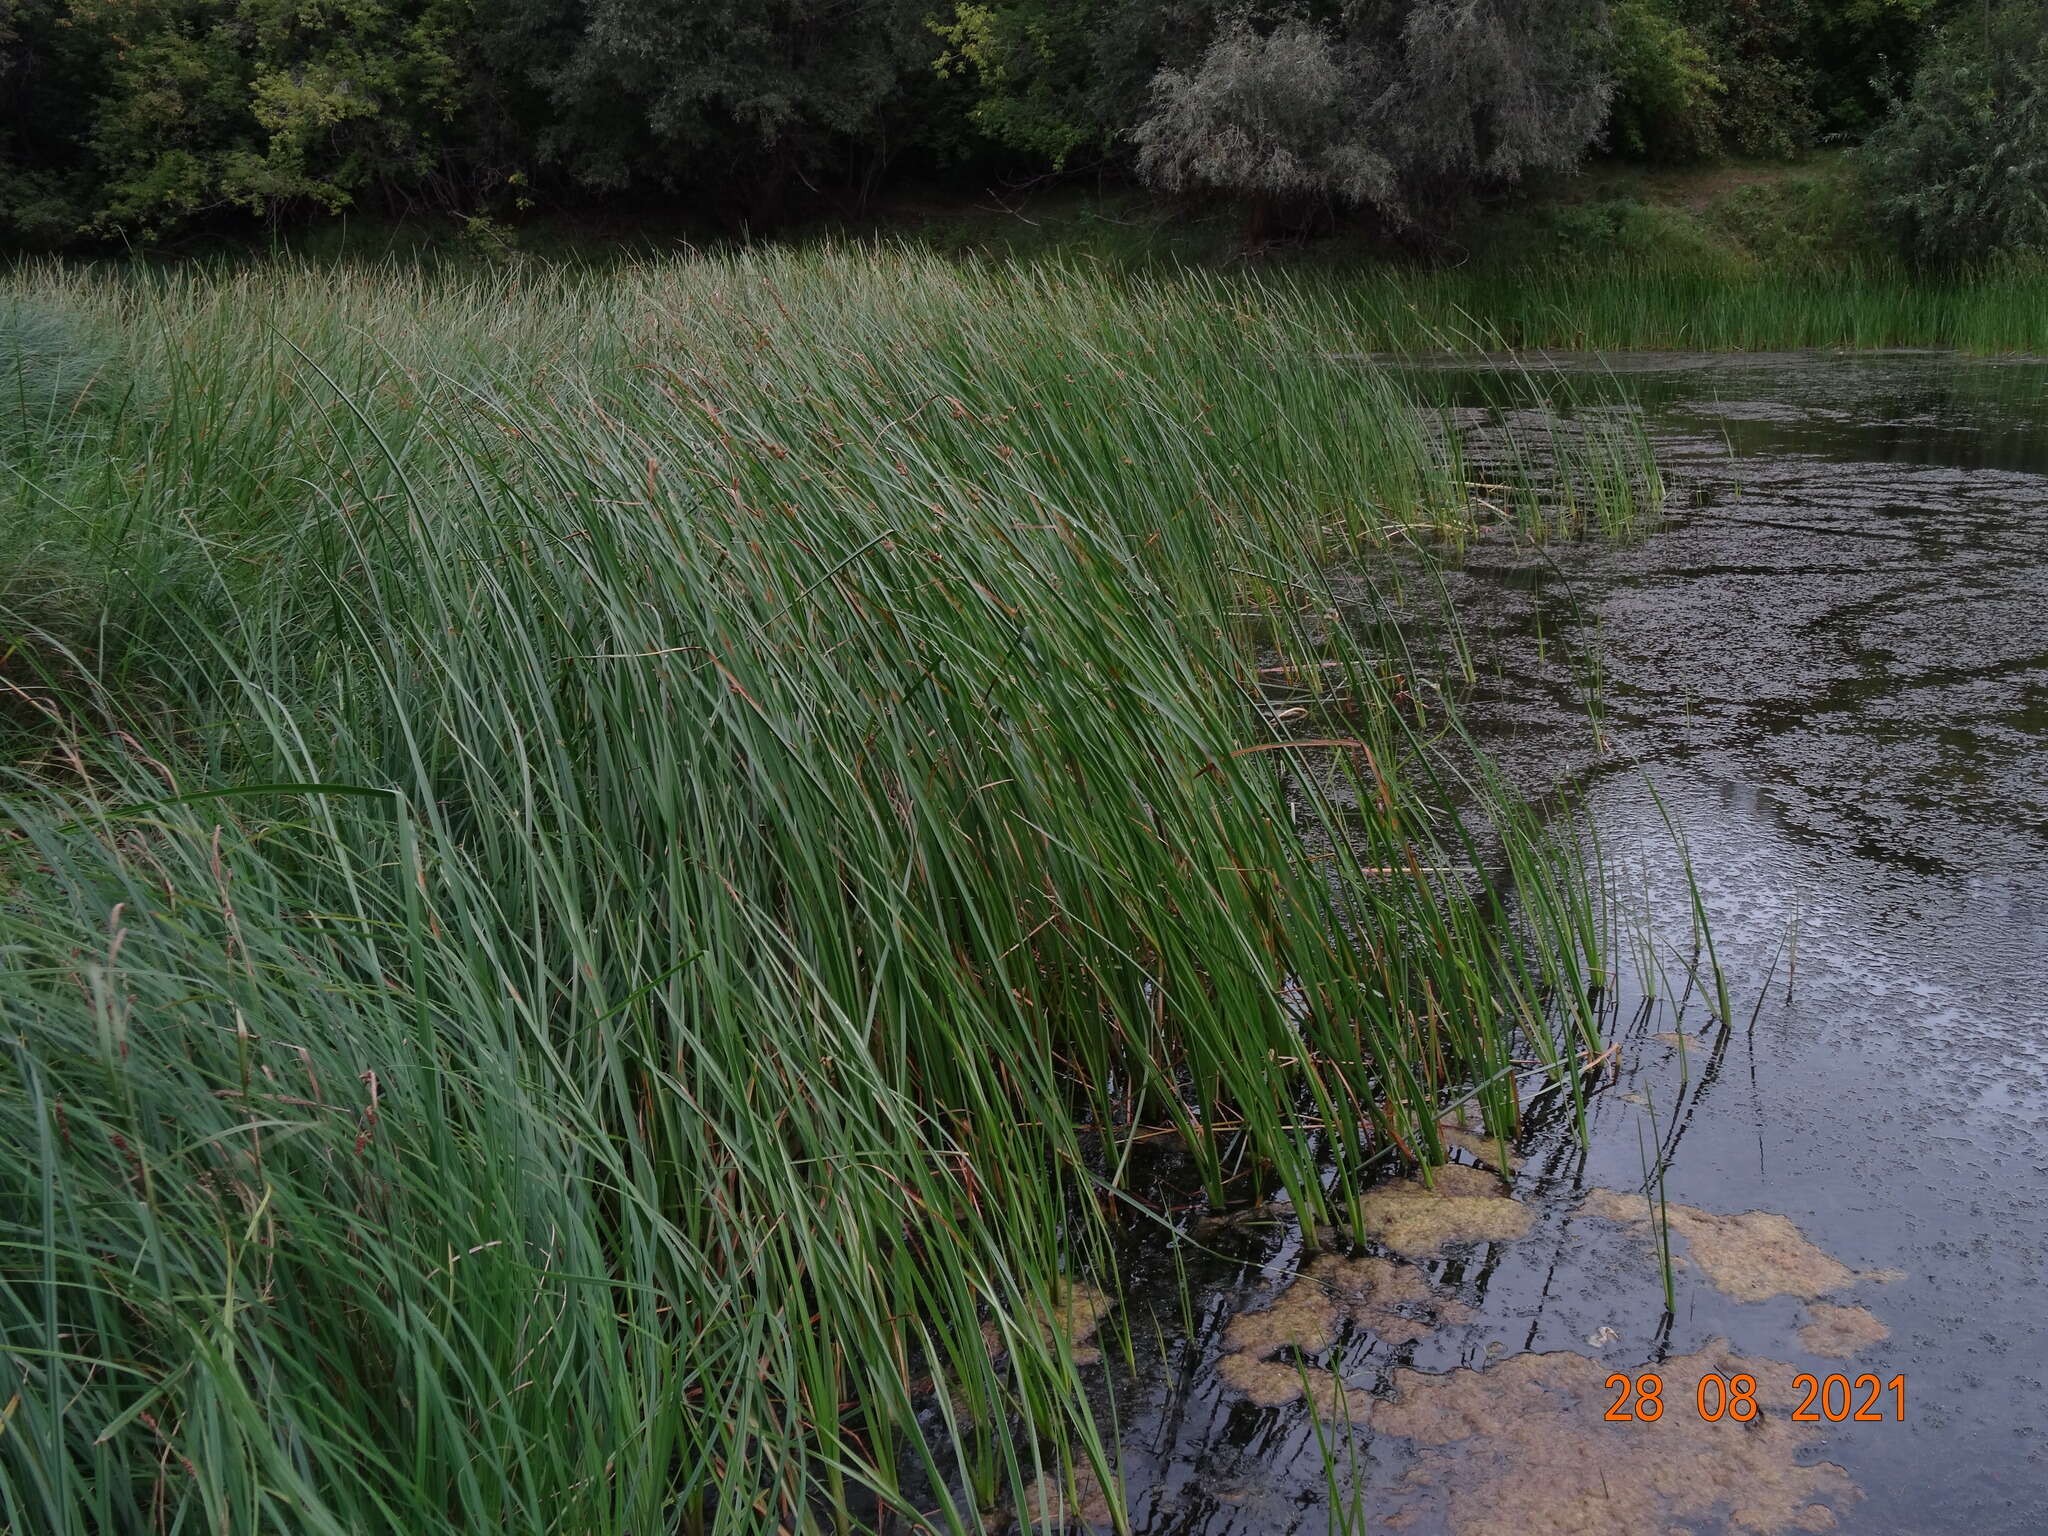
[1030,353,2048,1534]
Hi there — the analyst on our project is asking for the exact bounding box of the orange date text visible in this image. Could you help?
[1603,1372,1906,1422]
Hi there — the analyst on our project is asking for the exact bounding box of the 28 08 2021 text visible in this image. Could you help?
[1604,1372,1907,1423]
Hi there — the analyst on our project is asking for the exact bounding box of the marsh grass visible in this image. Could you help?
[1,248,1649,1533]
[1329,258,2048,356]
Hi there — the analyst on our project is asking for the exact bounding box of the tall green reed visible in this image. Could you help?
[0,248,1642,1533]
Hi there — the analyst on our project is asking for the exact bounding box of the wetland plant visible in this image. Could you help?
[0,249,1656,1534]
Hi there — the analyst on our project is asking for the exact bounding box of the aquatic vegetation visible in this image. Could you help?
[1221,1281,1342,1360]
[1797,1304,1890,1358]
[1216,1352,1362,1412]
[1355,1163,1534,1255]
[1434,1114,1522,1173]
[1214,1249,1475,1412]
[1369,1342,1857,1535]
[0,250,1643,1534]
[992,1281,1117,1369]
[1329,264,2048,356]
[1583,1189,1871,1302]
[1017,1462,1117,1531]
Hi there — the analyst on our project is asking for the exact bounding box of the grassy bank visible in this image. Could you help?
[0,251,1633,1533]
[262,162,2048,357]
[1318,261,2048,355]
[845,160,2048,355]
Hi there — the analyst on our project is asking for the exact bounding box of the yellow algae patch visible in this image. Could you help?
[1652,1030,1710,1048]
[1045,1281,1115,1366]
[1217,1352,1368,1413]
[1367,1341,1856,1536]
[986,1280,1116,1367]
[1359,1163,1534,1255]
[1304,1253,1473,1343]
[1215,1252,1479,1410]
[1435,1117,1522,1173]
[1582,1189,1860,1302]
[1798,1303,1890,1358]
[1017,1462,1117,1530]
[1221,1281,1340,1359]
[1307,1253,1432,1307]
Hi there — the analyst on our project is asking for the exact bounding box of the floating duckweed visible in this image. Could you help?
[1435,1116,1522,1172]
[1798,1303,1890,1358]
[1368,1341,1857,1535]
[1651,1030,1708,1048]
[1017,1461,1116,1530]
[1221,1281,1340,1358]
[1583,1189,1861,1302]
[1304,1252,1474,1341]
[980,1280,1116,1377]
[1216,1352,1373,1418]
[1046,1281,1116,1366]
[1358,1163,1533,1255]
[1215,1249,1478,1411]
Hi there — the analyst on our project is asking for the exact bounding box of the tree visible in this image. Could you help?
[1805,0,1950,137]
[931,0,1213,168]
[1605,0,1724,161]
[0,2,110,243]
[1134,3,1612,240]
[1132,17,1396,235]
[51,0,478,238]
[1381,0,1615,215]
[1861,0,2048,267]
[479,0,934,223]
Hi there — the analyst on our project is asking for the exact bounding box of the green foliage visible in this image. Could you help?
[1861,0,2048,267]
[0,249,1619,1535]
[1133,2,1612,237]
[0,2,109,243]
[930,0,1211,167]
[1805,0,1948,135]
[1698,0,1820,158]
[480,0,933,217]
[1706,165,1879,267]
[72,0,474,236]
[0,0,1993,266]
[1606,0,1723,160]
[931,1,1094,165]
[1488,197,1755,276]
[1605,0,1953,164]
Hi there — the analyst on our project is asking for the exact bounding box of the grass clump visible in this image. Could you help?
[0,248,1627,1533]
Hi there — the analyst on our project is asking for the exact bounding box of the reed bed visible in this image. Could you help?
[0,249,1641,1533]
[1327,259,2048,356]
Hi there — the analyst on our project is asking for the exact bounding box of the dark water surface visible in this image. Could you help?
[1057,353,2048,1535]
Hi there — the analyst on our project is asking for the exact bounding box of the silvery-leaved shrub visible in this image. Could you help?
[1133,2,1611,242]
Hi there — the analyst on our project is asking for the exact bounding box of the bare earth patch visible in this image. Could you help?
[1370,1342,1857,1536]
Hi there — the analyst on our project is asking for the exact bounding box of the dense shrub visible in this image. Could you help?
[1133,2,1611,238]
[1606,0,1723,161]
[1861,0,2048,267]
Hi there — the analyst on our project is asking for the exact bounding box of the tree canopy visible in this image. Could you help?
[0,0,2017,262]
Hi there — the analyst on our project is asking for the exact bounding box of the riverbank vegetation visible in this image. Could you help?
[0,250,1650,1533]
[3,0,2044,279]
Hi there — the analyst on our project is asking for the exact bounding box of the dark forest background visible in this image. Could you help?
[2,1,2042,266]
